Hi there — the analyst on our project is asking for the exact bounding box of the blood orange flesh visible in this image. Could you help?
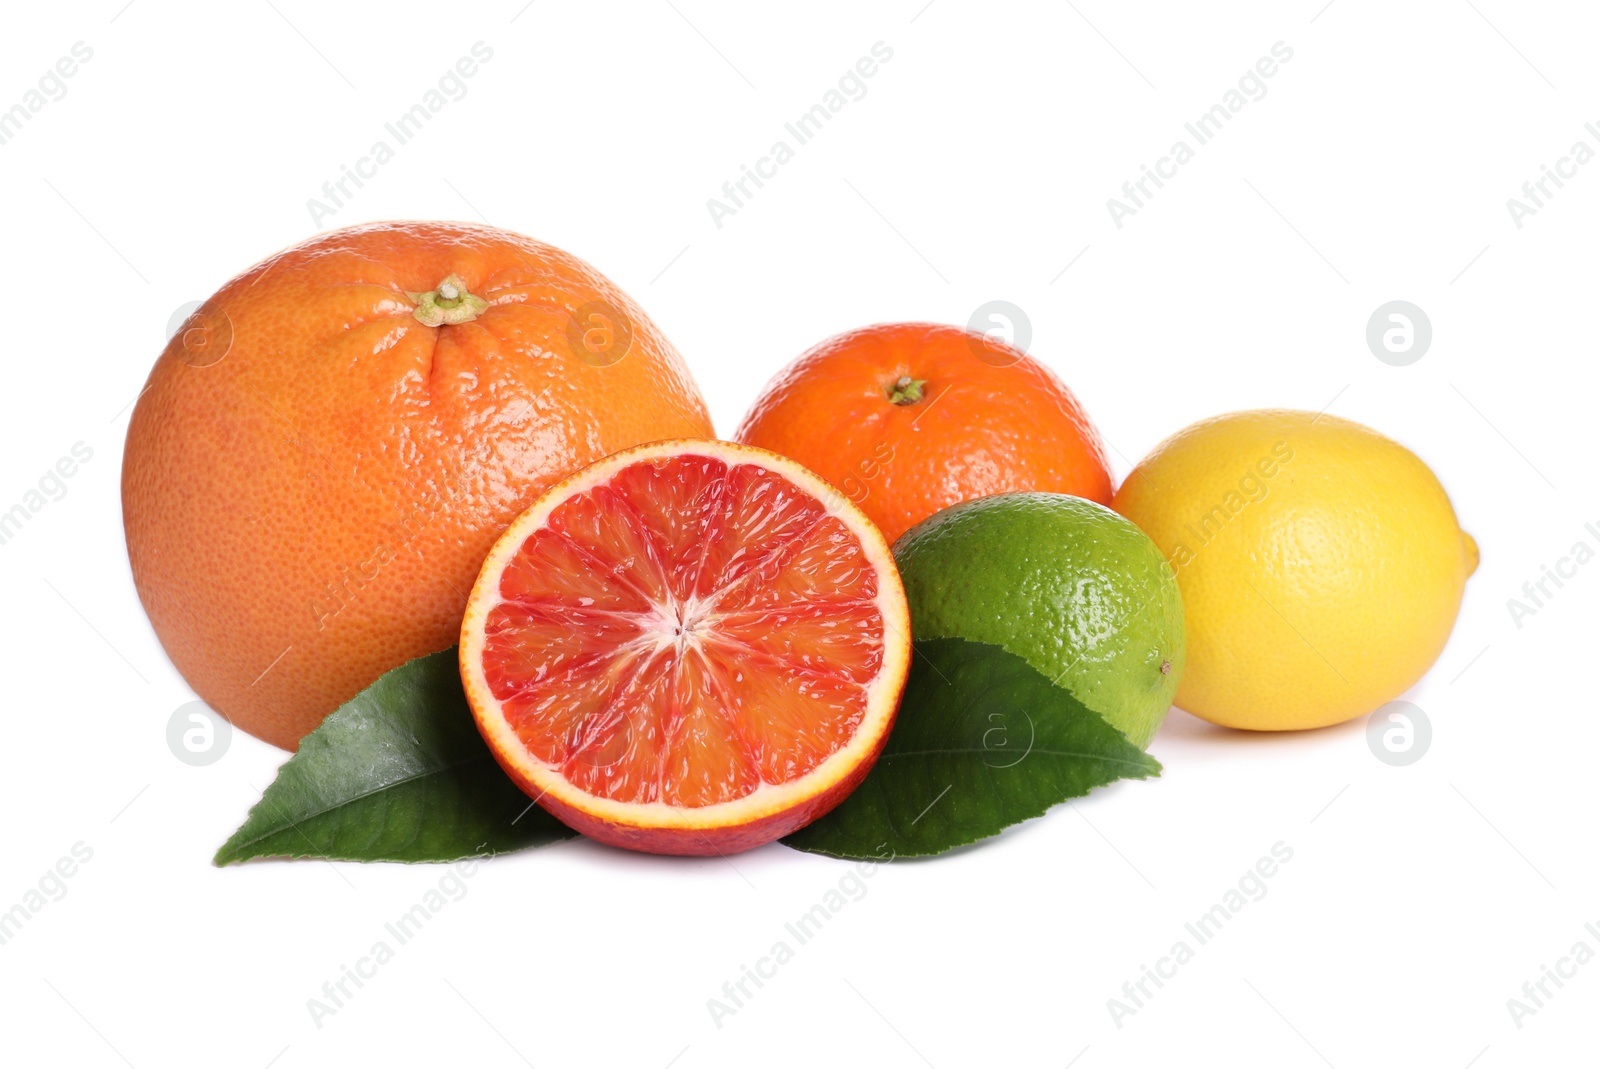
[460,440,910,855]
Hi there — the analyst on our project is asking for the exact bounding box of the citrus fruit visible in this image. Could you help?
[1112,409,1478,732]
[123,221,713,750]
[734,323,1113,544]
[459,439,912,855]
[893,492,1184,750]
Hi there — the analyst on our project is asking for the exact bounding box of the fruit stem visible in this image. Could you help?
[407,274,489,327]
[887,375,927,406]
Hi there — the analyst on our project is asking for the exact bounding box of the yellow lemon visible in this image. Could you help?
[1112,410,1477,731]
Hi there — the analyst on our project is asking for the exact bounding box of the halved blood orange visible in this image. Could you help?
[459,439,911,855]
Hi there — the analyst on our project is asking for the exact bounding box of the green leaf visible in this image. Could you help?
[783,638,1161,860]
[214,649,576,865]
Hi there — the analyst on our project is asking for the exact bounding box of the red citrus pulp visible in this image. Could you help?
[460,440,911,855]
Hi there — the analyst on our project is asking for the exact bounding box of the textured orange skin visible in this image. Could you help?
[485,676,903,857]
[735,323,1114,543]
[122,222,713,750]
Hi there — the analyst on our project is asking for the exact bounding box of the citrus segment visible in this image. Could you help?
[461,440,910,855]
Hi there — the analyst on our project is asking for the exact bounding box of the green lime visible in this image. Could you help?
[892,492,1184,749]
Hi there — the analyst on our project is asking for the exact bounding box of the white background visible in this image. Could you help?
[1,1,1595,1066]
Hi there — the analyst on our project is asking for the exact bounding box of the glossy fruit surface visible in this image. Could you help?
[460,439,911,855]
[1113,409,1478,731]
[123,221,714,749]
[894,492,1184,749]
[735,323,1113,543]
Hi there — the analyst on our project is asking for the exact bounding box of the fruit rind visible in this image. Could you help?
[893,491,1184,751]
[123,221,714,750]
[1112,408,1474,732]
[734,322,1114,544]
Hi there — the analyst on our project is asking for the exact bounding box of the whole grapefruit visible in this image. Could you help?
[123,221,713,750]
[735,323,1113,543]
